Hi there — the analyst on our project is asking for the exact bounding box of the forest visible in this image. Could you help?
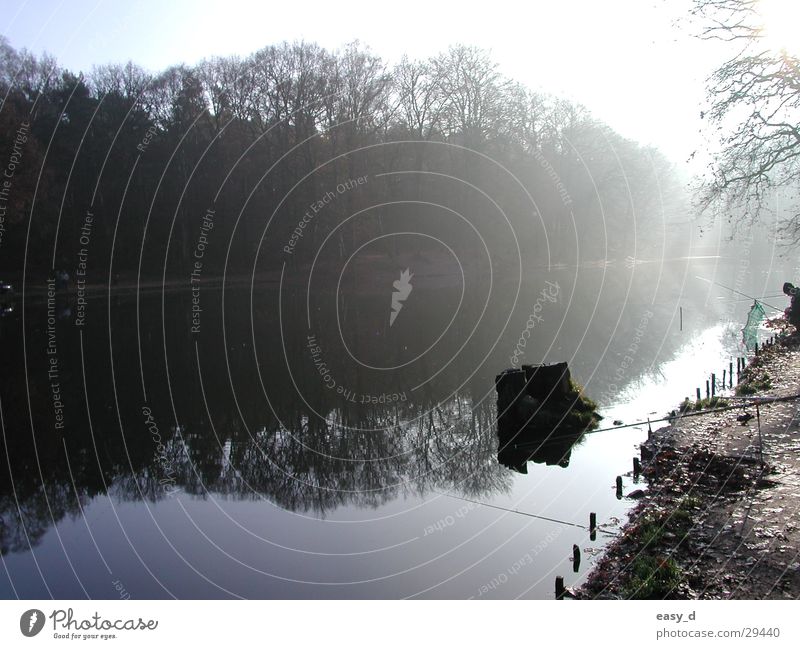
[0,37,684,286]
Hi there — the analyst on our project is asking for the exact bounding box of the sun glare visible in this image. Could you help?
[759,0,800,56]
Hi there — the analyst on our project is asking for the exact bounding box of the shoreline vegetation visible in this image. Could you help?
[579,324,800,599]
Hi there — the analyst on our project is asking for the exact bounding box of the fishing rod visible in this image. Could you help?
[432,490,617,536]
[715,294,784,302]
[511,392,800,448]
[695,276,783,311]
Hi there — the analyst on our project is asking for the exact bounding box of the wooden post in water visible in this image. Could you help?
[711,374,716,397]
[722,370,726,390]
[555,576,565,600]
[589,512,597,541]
[633,456,641,478]
[572,544,581,572]
[729,361,733,388]
[615,475,623,499]
[755,342,759,356]
[696,387,701,401]
[706,380,710,399]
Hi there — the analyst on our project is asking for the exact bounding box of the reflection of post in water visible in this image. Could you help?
[494,363,601,472]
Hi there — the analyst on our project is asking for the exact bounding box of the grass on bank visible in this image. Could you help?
[623,497,699,599]
[624,555,682,599]
[677,396,730,413]
[735,371,773,396]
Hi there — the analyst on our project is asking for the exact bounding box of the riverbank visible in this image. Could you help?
[579,326,800,599]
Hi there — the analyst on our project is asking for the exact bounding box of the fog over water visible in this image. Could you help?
[1,233,790,597]
[0,13,796,599]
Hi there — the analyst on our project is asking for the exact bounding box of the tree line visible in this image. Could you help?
[0,37,681,285]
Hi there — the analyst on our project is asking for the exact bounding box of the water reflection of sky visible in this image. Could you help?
[1,258,795,598]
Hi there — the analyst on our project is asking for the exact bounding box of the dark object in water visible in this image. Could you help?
[495,362,572,420]
[737,412,754,424]
[495,363,600,472]
[613,419,623,426]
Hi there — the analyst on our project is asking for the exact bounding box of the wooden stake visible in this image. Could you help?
[555,576,565,600]
[756,402,763,466]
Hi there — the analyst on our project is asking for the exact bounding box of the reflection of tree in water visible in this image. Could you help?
[0,371,511,554]
[1,257,726,554]
[110,395,511,517]
[0,488,86,556]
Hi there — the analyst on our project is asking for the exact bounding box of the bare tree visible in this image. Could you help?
[196,56,233,132]
[433,45,508,148]
[90,61,151,104]
[693,0,800,241]
[323,40,390,136]
[393,55,444,140]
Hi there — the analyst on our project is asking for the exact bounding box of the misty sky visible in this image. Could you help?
[1,0,728,167]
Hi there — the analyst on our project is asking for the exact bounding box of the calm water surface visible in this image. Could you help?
[0,255,790,598]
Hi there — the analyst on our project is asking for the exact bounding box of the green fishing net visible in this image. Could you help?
[742,300,766,350]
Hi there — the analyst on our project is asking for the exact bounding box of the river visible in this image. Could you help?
[0,251,793,598]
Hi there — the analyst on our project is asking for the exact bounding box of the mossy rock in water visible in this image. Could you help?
[497,375,601,471]
[496,366,601,435]
[517,381,601,432]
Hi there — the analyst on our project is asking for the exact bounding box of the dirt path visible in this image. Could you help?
[580,329,800,599]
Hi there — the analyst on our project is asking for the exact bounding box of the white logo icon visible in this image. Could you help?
[390,268,413,327]
[20,609,45,637]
